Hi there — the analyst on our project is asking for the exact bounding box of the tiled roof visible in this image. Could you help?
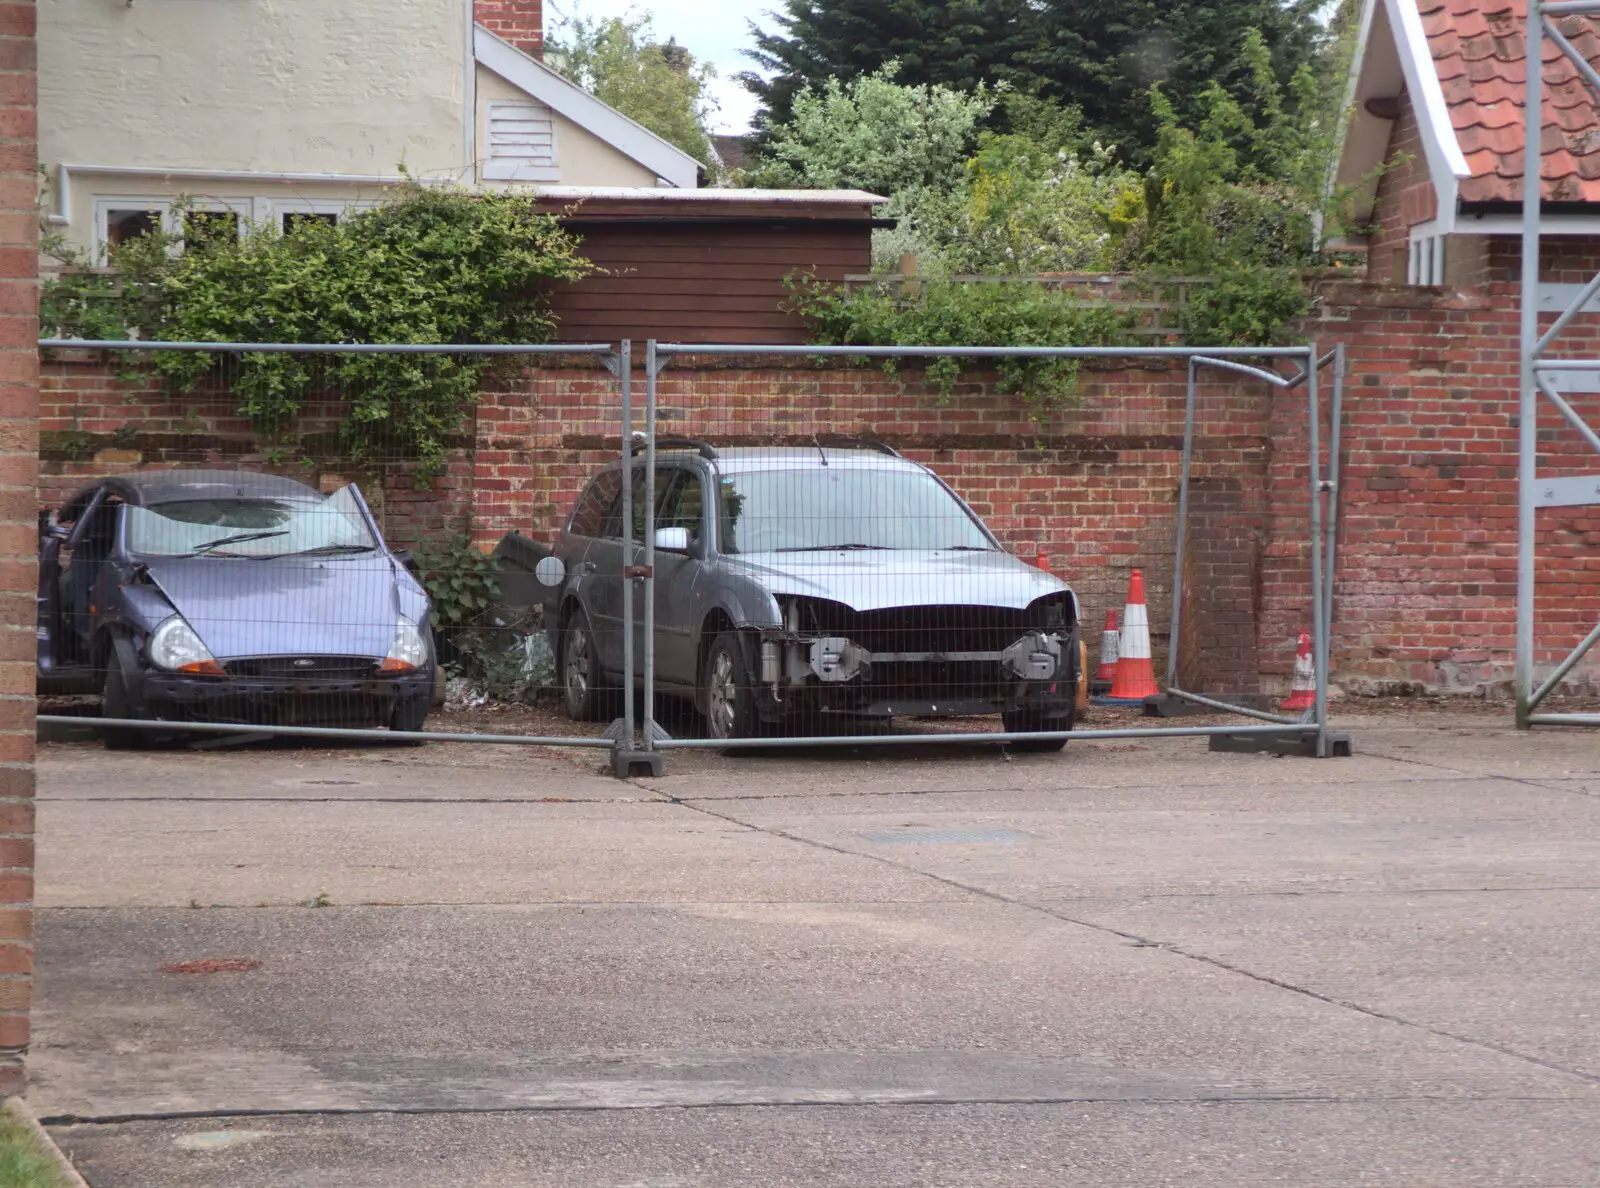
[1421,0,1600,204]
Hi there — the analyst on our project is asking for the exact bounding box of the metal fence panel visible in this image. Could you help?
[622,341,1346,763]
[35,338,623,752]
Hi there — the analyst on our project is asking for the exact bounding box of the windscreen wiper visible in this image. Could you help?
[189,530,289,555]
[286,544,379,556]
[772,543,893,552]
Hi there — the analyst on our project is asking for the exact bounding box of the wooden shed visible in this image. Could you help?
[537,188,890,345]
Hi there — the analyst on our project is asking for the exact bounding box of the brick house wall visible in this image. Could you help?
[1364,91,1436,285]
[0,0,32,1097]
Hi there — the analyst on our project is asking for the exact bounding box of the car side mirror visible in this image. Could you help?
[391,548,414,567]
[654,527,692,552]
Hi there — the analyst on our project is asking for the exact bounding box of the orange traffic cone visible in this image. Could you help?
[1108,570,1160,700]
[1094,609,1120,683]
[1281,630,1316,711]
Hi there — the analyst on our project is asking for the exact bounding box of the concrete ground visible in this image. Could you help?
[30,707,1600,1186]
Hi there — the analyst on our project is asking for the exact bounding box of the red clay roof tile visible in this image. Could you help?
[1420,0,1600,202]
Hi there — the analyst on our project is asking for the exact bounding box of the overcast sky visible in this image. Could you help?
[545,0,769,135]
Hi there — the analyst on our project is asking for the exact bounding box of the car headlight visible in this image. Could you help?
[380,618,429,674]
[148,615,225,676]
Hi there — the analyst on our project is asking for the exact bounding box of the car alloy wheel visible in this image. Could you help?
[566,626,591,704]
[562,610,614,723]
[706,645,738,740]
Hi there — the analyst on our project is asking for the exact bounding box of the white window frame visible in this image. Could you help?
[271,197,374,234]
[93,196,252,258]
[484,100,560,182]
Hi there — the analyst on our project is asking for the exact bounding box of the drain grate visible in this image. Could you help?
[858,827,1035,845]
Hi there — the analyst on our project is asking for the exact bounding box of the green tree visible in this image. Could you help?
[741,0,1036,134]
[744,0,1326,162]
[548,12,717,165]
[743,63,994,197]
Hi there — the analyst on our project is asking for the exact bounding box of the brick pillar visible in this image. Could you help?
[0,0,35,1096]
[474,0,542,57]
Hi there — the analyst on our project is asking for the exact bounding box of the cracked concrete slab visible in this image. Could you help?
[33,710,1600,1185]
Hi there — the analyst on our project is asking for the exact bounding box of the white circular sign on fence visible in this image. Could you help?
[535,556,566,587]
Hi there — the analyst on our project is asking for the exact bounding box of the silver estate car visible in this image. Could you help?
[547,440,1081,749]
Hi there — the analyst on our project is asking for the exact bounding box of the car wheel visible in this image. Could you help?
[1001,705,1073,754]
[389,692,431,741]
[702,632,762,745]
[100,645,152,751]
[561,608,615,722]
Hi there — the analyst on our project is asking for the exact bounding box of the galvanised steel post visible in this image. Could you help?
[1306,337,1329,751]
[1324,345,1344,652]
[1167,358,1198,690]
[1517,0,1546,729]
[643,340,659,751]
[619,338,636,749]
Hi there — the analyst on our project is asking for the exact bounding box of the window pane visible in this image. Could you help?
[184,210,239,250]
[717,468,992,555]
[106,209,159,248]
[283,211,338,234]
[570,471,622,538]
[657,471,704,539]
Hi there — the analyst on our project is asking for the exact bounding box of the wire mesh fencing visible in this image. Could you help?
[35,339,621,750]
[606,342,1346,759]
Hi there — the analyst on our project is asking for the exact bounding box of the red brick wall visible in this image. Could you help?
[0,0,32,1097]
[33,262,1600,701]
[475,0,541,56]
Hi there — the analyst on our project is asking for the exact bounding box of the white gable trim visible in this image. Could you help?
[1385,0,1472,233]
[473,27,700,190]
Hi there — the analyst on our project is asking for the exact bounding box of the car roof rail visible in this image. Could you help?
[816,435,902,458]
[633,436,718,461]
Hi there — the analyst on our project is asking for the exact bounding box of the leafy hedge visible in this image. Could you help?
[41,185,594,480]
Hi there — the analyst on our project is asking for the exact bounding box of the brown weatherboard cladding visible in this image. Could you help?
[542,196,878,346]
[0,0,31,1096]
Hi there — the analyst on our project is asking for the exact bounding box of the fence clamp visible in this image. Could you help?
[624,564,654,580]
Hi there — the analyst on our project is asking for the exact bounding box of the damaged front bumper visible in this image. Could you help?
[747,627,1077,720]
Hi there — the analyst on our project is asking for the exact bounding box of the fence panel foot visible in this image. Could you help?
[613,749,666,779]
[1141,693,1277,718]
[1209,729,1351,758]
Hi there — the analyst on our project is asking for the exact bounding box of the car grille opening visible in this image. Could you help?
[797,604,1032,655]
[224,656,379,680]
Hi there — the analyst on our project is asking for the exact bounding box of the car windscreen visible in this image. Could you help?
[717,467,994,555]
[125,484,380,558]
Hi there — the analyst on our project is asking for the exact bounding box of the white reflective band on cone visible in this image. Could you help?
[1120,602,1152,660]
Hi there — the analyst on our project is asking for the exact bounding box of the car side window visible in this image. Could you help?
[602,466,675,542]
[656,470,705,541]
[569,471,622,539]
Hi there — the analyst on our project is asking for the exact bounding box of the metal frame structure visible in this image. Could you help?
[35,337,622,751]
[1519,1,1600,728]
[630,340,1348,766]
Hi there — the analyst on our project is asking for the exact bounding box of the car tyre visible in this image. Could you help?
[389,692,431,742]
[1001,705,1073,753]
[561,608,616,722]
[100,645,152,751]
[702,631,763,749]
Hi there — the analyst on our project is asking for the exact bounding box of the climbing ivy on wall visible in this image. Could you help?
[40,185,594,481]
